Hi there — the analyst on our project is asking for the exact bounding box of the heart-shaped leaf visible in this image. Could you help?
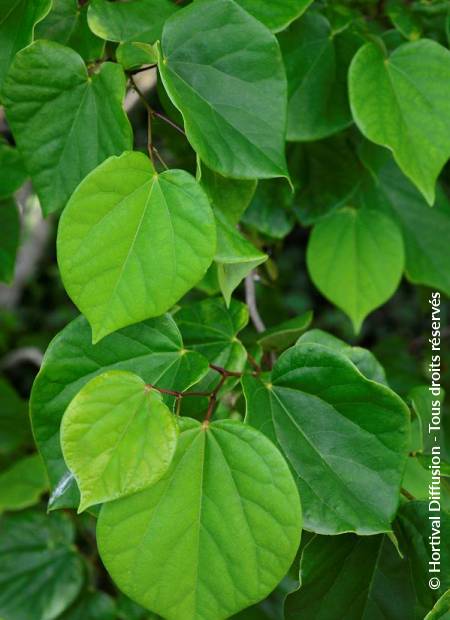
[349,39,450,204]
[57,151,216,342]
[158,0,289,180]
[2,40,132,215]
[30,313,209,509]
[61,371,178,512]
[243,342,410,534]
[236,0,312,32]
[306,206,404,332]
[97,418,301,620]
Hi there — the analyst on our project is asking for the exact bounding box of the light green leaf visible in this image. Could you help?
[378,159,450,296]
[243,343,410,534]
[88,0,177,43]
[285,534,415,619]
[199,162,256,226]
[235,0,312,32]
[349,39,450,204]
[97,418,302,620]
[0,0,50,91]
[30,313,209,509]
[306,206,404,332]
[215,212,267,305]
[0,378,31,456]
[2,40,132,215]
[298,328,388,385]
[116,42,158,71]
[35,0,104,61]
[242,179,295,239]
[425,591,450,620]
[158,0,288,180]
[408,385,446,454]
[57,151,216,342]
[0,139,27,199]
[59,592,116,620]
[397,501,450,613]
[0,198,20,284]
[280,12,361,141]
[61,371,178,512]
[0,510,84,620]
[0,454,48,513]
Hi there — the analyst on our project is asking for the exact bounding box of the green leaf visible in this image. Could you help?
[349,39,450,204]
[306,205,404,332]
[257,311,313,352]
[97,418,302,620]
[2,40,132,215]
[88,0,177,43]
[386,0,422,41]
[57,151,216,342]
[59,592,116,620]
[378,159,450,296]
[298,328,388,385]
[0,510,84,620]
[425,591,450,620]
[215,212,267,305]
[199,163,256,226]
[0,454,48,513]
[0,198,20,284]
[0,0,50,91]
[235,0,312,32]
[61,370,178,512]
[242,179,295,239]
[279,12,361,141]
[30,313,209,509]
[116,42,158,71]
[158,0,288,180]
[408,385,446,454]
[397,501,450,613]
[285,533,416,619]
[35,0,105,61]
[243,343,410,534]
[0,139,27,199]
[0,378,31,456]
[175,297,248,371]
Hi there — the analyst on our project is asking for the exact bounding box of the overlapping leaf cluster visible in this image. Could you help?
[0,0,450,619]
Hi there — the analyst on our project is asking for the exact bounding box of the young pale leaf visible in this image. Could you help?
[0,198,20,283]
[61,371,178,512]
[0,454,48,513]
[215,212,267,305]
[285,534,416,619]
[88,0,177,43]
[307,206,404,332]
[298,329,388,385]
[35,0,105,62]
[243,343,410,534]
[378,159,450,296]
[258,312,313,352]
[280,12,361,141]
[235,0,312,32]
[30,313,209,509]
[0,0,50,90]
[0,140,27,199]
[0,510,84,620]
[2,41,132,215]
[57,151,216,342]
[97,418,302,620]
[349,39,450,204]
[158,0,289,180]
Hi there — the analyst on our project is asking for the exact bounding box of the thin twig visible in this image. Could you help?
[127,64,157,76]
[152,109,186,136]
[400,487,416,501]
[245,271,265,333]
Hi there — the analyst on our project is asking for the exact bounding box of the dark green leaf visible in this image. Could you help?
[0,198,20,283]
[258,311,313,352]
